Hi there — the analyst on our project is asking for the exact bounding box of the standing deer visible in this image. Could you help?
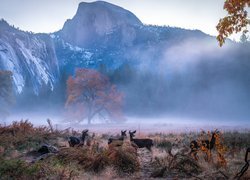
[129,130,153,151]
[68,129,89,147]
[108,130,127,144]
[190,130,219,161]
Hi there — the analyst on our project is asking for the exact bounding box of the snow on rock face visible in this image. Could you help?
[0,39,24,93]
[0,20,59,95]
[15,39,52,90]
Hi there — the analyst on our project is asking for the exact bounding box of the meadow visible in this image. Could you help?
[0,120,249,179]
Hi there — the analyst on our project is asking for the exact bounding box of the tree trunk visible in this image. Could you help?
[87,104,92,125]
[87,116,91,125]
[87,105,103,125]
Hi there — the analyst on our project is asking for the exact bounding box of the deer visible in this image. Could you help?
[190,129,219,161]
[68,129,89,147]
[108,130,127,144]
[129,130,153,151]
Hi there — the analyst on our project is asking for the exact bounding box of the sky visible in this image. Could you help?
[0,0,228,37]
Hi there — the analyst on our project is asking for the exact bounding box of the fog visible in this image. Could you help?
[5,111,250,133]
[110,36,250,124]
[3,33,250,131]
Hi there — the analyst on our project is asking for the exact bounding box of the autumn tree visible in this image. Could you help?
[65,68,124,124]
[0,70,14,120]
[217,0,250,46]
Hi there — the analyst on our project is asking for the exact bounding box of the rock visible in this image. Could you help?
[37,144,59,154]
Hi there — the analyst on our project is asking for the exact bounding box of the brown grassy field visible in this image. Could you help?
[0,120,249,179]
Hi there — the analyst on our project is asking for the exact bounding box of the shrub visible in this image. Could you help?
[155,139,172,154]
[89,151,110,173]
[108,142,139,175]
[151,154,201,178]
[0,120,64,156]
[0,158,38,179]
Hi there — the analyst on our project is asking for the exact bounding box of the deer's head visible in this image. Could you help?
[121,130,127,137]
[82,129,89,137]
[129,130,136,139]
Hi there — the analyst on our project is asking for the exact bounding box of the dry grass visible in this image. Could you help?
[0,120,249,179]
[0,120,66,154]
[151,153,201,178]
[108,141,139,175]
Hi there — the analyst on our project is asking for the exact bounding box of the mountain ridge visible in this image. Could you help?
[1,1,250,119]
[57,1,142,48]
[0,1,232,95]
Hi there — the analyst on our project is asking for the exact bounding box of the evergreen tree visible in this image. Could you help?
[0,71,14,120]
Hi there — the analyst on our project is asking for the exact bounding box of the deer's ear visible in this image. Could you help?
[133,130,136,133]
[124,130,127,132]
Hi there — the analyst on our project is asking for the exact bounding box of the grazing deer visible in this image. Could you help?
[108,130,127,144]
[68,129,89,147]
[235,148,250,179]
[129,130,153,151]
[190,130,219,161]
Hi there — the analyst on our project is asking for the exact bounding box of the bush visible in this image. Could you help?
[108,142,139,175]
[57,142,140,175]
[57,147,110,174]
[0,120,64,155]
[151,154,201,178]
[155,139,173,154]
[0,158,38,179]
[223,131,250,150]
[89,151,110,173]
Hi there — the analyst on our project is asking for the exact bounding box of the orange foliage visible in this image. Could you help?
[214,132,227,167]
[196,130,227,167]
[65,68,124,124]
[217,0,250,46]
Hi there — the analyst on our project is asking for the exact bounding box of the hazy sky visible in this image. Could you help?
[0,0,227,37]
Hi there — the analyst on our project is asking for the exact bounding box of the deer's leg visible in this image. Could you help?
[68,141,72,147]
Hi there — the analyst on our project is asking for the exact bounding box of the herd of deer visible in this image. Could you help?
[68,129,153,150]
[66,129,249,178]
[68,129,220,153]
